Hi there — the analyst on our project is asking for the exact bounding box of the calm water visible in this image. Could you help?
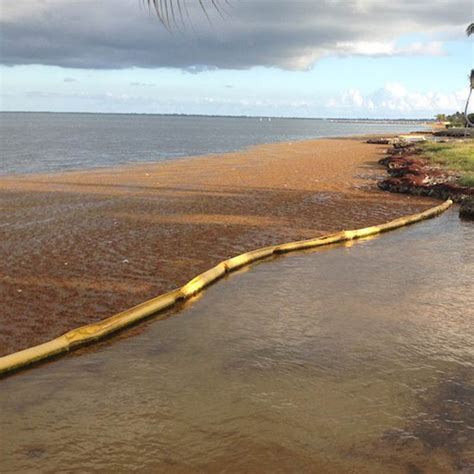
[1,210,473,473]
[0,113,425,175]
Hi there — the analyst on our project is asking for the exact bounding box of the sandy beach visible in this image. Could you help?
[0,137,436,356]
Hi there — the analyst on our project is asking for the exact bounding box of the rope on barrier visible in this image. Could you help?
[0,199,453,376]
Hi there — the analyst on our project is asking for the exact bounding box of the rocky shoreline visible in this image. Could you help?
[369,138,474,219]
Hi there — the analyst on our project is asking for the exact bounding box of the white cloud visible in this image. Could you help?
[328,82,469,116]
[336,41,446,57]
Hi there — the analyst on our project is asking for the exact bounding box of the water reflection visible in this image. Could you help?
[1,210,473,473]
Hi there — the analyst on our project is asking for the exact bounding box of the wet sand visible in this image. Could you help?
[0,138,436,356]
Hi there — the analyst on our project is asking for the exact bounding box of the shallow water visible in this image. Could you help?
[1,210,473,473]
[0,113,425,175]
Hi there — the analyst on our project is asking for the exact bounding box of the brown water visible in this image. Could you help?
[1,210,473,473]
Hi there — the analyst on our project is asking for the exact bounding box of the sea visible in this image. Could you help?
[2,209,473,472]
[0,112,427,175]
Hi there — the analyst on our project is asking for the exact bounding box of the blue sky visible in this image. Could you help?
[1,1,473,118]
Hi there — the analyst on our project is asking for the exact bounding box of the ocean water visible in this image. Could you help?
[2,210,473,472]
[0,112,425,175]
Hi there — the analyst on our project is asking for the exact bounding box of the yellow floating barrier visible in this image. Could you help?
[224,246,276,271]
[0,199,453,376]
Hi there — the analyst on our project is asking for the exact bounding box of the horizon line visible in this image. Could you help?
[0,110,433,122]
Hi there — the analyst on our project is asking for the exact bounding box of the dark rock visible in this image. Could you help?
[376,139,474,205]
[388,165,426,178]
[377,149,473,202]
[386,146,417,157]
[459,197,474,220]
[378,178,473,202]
[367,138,393,144]
[378,156,426,168]
[393,141,416,149]
[434,128,474,138]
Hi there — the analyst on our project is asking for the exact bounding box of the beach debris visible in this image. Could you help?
[122,259,130,264]
[398,135,427,143]
[17,289,22,293]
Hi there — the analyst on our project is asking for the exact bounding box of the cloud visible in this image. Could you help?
[335,41,446,57]
[0,0,470,70]
[12,82,468,117]
[327,82,469,115]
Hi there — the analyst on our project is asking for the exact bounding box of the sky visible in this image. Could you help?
[1,0,473,118]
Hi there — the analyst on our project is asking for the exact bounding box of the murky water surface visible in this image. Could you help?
[1,211,473,473]
[0,112,425,175]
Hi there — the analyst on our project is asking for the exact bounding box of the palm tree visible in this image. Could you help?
[465,24,474,128]
[145,0,225,29]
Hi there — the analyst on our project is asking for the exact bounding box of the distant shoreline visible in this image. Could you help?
[0,110,433,123]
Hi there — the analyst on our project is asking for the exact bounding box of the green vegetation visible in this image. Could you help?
[420,141,474,187]
[435,112,473,128]
[459,174,474,187]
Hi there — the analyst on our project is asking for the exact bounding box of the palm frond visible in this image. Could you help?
[144,0,228,29]
[467,23,474,36]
